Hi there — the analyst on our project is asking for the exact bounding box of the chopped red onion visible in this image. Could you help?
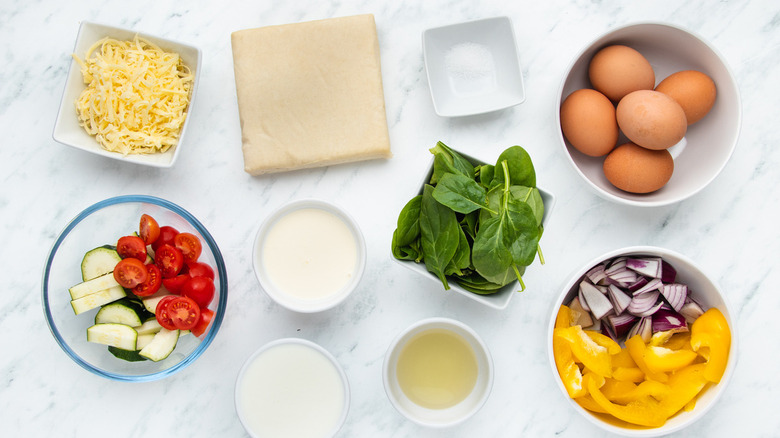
[661,283,688,312]
[661,260,677,283]
[606,313,638,339]
[579,280,613,320]
[568,296,594,327]
[632,278,663,296]
[586,263,608,285]
[652,308,688,333]
[626,317,653,343]
[626,257,663,278]
[627,277,648,293]
[606,284,632,315]
[679,300,705,324]
[627,291,663,317]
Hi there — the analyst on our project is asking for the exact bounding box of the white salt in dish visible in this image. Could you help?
[422,16,525,117]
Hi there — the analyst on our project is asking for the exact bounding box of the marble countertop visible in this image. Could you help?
[2,0,778,436]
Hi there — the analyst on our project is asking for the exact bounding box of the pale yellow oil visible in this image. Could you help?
[395,328,478,409]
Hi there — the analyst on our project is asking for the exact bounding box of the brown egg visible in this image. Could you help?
[603,142,674,193]
[560,89,619,157]
[616,90,687,150]
[588,45,655,102]
[655,70,717,125]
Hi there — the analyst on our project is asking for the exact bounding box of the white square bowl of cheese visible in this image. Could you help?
[53,21,201,168]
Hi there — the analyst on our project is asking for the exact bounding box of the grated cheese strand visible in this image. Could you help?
[73,36,193,155]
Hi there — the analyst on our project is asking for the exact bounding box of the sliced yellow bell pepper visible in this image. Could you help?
[690,308,731,383]
[625,335,668,383]
[553,331,586,398]
[585,330,621,355]
[611,348,637,368]
[587,376,668,427]
[612,366,645,383]
[643,345,698,374]
[555,305,573,329]
[609,380,671,405]
[556,326,612,377]
[658,363,709,418]
[574,394,608,413]
[600,378,638,401]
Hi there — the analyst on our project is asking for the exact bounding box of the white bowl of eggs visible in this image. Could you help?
[557,22,741,207]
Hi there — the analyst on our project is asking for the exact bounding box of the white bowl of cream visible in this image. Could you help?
[252,199,366,313]
[235,338,350,438]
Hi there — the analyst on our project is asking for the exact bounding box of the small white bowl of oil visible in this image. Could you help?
[382,317,494,427]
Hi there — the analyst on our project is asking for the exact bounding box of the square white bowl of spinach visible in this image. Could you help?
[391,142,555,310]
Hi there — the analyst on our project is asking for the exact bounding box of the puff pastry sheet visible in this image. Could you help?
[231,14,392,175]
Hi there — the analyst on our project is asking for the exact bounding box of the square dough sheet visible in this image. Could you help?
[231,14,392,175]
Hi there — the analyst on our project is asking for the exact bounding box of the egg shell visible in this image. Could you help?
[655,70,717,125]
[588,45,655,102]
[616,90,687,150]
[560,89,619,157]
[603,142,674,193]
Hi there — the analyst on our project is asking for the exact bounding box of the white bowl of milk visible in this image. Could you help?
[252,199,366,313]
[235,338,350,438]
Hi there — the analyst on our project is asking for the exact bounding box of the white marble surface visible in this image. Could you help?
[1,0,778,436]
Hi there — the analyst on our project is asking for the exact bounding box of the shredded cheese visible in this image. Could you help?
[73,36,193,155]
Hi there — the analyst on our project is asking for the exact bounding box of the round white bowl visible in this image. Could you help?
[235,338,350,438]
[42,195,227,381]
[547,246,738,436]
[557,22,741,207]
[252,199,366,313]
[383,317,494,427]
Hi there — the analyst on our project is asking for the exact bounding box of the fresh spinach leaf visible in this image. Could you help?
[460,211,479,240]
[394,195,422,247]
[419,184,460,289]
[429,141,475,183]
[493,145,536,187]
[503,194,542,267]
[471,215,515,286]
[476,164,495,188]
[391,229,420,261]
[445,225,471,276]
[432,173,494,214]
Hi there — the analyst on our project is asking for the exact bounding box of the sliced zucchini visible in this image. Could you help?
[108,346,147,362]
[142,294,174,314]
[71,286,126,315]
[69,272,122,300]
[134,318,163,336]
[94,299,144,326]
[139,328,179,362]
[87,323,138,350]
[135,333,156,350]
[81,245,121,281]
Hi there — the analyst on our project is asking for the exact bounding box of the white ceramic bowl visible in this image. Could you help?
[53,21,202,168]
[423,16,525,117]
[235,338,350,438]
[557,22,741,206]
[547,246,738,436]
[383,318,493,427]
[252,199,366,313]
[393,149,555,310]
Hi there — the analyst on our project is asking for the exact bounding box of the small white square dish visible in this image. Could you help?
[53,21,201,168]
[422,16,525,117]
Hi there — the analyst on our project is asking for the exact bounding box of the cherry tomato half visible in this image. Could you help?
[155,244,184,278]
[186,261,215,280]
[174,232,202,263]
[190,308,215,337]
[132,264,162,297]
[155,295,180,330]
[152,226,179,252]
[113,258,149,288]
[181,276,215,308]
[117,235,147,262]
[139,214,161,246]
[162,274,189,294]
[162,296,201,330]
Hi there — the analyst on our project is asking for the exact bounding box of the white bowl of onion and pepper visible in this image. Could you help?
[547,246,737,437]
